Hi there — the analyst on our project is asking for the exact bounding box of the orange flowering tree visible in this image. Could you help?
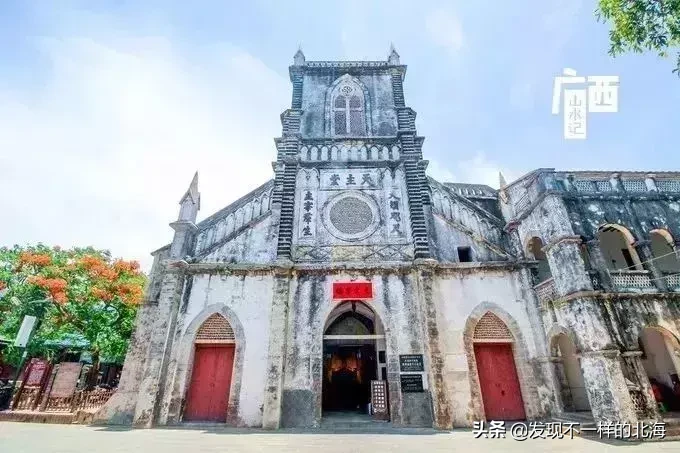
[0,244,146,377]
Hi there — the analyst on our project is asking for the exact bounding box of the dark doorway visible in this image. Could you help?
[321,300,384,417]
[322,344,377,413]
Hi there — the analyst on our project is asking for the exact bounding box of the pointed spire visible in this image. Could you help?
[177,172,200,222]
[499,171,507,189]
[180,171,199,203]
[293,46,305,66]
[388,43,400,65]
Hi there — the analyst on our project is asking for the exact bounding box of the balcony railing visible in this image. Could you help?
[664,272,680,291]
[609,270,654,292]
[534,278,558,304]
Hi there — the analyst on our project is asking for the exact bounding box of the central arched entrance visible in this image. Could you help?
[322,301,386,417]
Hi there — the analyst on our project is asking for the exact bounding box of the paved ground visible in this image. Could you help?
[0,422,678,453]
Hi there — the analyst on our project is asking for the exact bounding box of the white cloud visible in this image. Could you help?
[425,8,464,54]
[428,153,519,189]
[0,23,289,271]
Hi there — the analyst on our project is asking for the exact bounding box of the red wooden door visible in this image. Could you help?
[474,343,526,421]
[184,344,235,422]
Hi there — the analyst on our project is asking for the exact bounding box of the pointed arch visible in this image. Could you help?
[195,313,235,343]
[170,305,246,425]
[463,303,539,422]
[325,74,373,137]
[473,312,513,341]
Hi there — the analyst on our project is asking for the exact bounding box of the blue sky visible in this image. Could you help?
[1,0,679,269]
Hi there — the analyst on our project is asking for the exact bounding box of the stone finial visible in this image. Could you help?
[293,47,305,66]
[178,171,200,222]
[499,171,508,189]
[388,43,400,65]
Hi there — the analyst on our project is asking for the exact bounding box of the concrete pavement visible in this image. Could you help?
[0,422,678,453]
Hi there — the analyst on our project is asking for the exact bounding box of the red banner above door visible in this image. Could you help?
[332,282,373,300]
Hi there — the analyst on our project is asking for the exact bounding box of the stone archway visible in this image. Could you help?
[598,224,642,270]
[639,326,680,413]
[464,303,540,422]
[321,301,387,417]
[184,314,236,422]
[550,332,591,413]
[164,304,246,426]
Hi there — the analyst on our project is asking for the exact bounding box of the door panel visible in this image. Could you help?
[474,343,526,421]
[184,344,235,422]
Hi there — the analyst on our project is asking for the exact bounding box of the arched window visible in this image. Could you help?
[332,83,365,136]
[526,236,552,283]
[650,229,680,273]
[598,224,642,270]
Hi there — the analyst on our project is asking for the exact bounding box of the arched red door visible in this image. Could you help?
[183,313,236,422]
[184,344,235,422]
[474,343,526,420]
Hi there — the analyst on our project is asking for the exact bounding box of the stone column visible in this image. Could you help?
[416,260,451,429]
[544,236,592,296]
[131,266,185,427]
[396,267,434,428]
[621,351,660,421]
[585,239,613,291]
[549,357,573,413]
[634,239,668,292]
[93,302,156,425]
[580,349,637,425]
[645,174,657,192]
[262,269,291,429]
[609,173,622,192]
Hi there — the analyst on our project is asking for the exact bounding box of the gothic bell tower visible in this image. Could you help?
[271,47,432,263]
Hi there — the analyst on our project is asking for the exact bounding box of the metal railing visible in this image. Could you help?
[11,387,115,413]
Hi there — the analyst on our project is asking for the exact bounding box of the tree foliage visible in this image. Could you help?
[597,0,680,76]
[0,245,146,367]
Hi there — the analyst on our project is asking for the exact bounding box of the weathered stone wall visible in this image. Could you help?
[565,196,680,243]
[429,179,510,263]
[430,216,507,263]
[292,165,414,262]
[279,270,434,428]
[199,215,278,264]
[156,273,275,427]
[300,73,397,138]
[430,267,553,427]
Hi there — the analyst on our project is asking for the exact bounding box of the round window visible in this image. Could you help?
[323,192,380,241]
[329,197,373,234]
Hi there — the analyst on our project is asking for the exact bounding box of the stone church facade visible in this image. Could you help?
[96,49,680,429]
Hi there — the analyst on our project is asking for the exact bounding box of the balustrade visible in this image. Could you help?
[609,270,654,292]
[299,142,401,162]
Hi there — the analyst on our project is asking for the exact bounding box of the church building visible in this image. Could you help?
[97,49,680,429]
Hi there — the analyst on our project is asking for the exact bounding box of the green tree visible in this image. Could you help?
[0,245,146,383]
[597,0,680,76]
